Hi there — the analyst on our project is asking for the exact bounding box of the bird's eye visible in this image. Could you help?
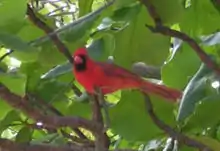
[74,56,83,64]
[73,55,87,71]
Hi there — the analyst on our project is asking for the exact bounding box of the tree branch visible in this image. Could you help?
[90,88,110,151]
[0,138,94,151]
[139,1,215,150]
[0,84,137,151]
[26,4,73,63]
[0,138,136,151]
[26,5,88,141]
[143,93,212,151]
[140,0,162,25]
[27,93,89,141]
[0,85,101,134]
[140,0,220,75]
[30,0,115,45]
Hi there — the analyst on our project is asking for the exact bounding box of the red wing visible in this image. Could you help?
[96,62,141,81]
[93,62,142,93]
[95,62,181,101]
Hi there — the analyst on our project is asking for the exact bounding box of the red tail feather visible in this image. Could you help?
[141,82,182,102]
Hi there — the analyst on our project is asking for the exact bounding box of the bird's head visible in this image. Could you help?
[73,47,88,72]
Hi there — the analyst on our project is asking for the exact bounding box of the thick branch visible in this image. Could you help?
[0,85,101,134]
[28,94,87,140]
[143,94,212,151]
[90,88,110,151]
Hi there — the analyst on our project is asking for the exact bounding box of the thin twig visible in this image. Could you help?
[71,82,82,96]
[60,130,94,147]
[26,4,73,63]
[7,122,44,130]
[47,12,75,18]
[143,93,212,151]
[0,50,14,62]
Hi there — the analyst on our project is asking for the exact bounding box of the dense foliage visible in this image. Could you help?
[0,0,220,151]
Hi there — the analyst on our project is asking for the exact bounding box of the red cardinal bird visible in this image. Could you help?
[73,47,182,102]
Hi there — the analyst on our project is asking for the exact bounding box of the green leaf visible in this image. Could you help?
[49,134,67,145]
[19,62,50,92]
[0,72,27,96]
[113,138,141,150]
[112,3,141,22]
[191,135,220,151]
[31,131,59,144]
[52,99,69,116]
[150,94,176,126]
[32,132,56,143]
[0,0,27,33]
[65,101,91,119]
[162,43,201,89]
[41,62,72,79]
[87,36,114,61]
[35,80,69,103]
[109,91,175,141]
[0,32,39,62]
[114,0,136,9]
[17,20,45,41]
[151,0,184,24]
[177,64,214,121]
[16,126,33,143]
[0,110,21,135]
[180,0,220,36]
[38,44,67,66]
[0,32,35,51]
[113,4,170,68]
[78,0,93,17]
[0,99,13,120]
[109,91,161,141]
[183,94,220,131]
[114,0,184,24]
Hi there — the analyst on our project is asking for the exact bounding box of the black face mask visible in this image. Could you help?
[74,55,87,72]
